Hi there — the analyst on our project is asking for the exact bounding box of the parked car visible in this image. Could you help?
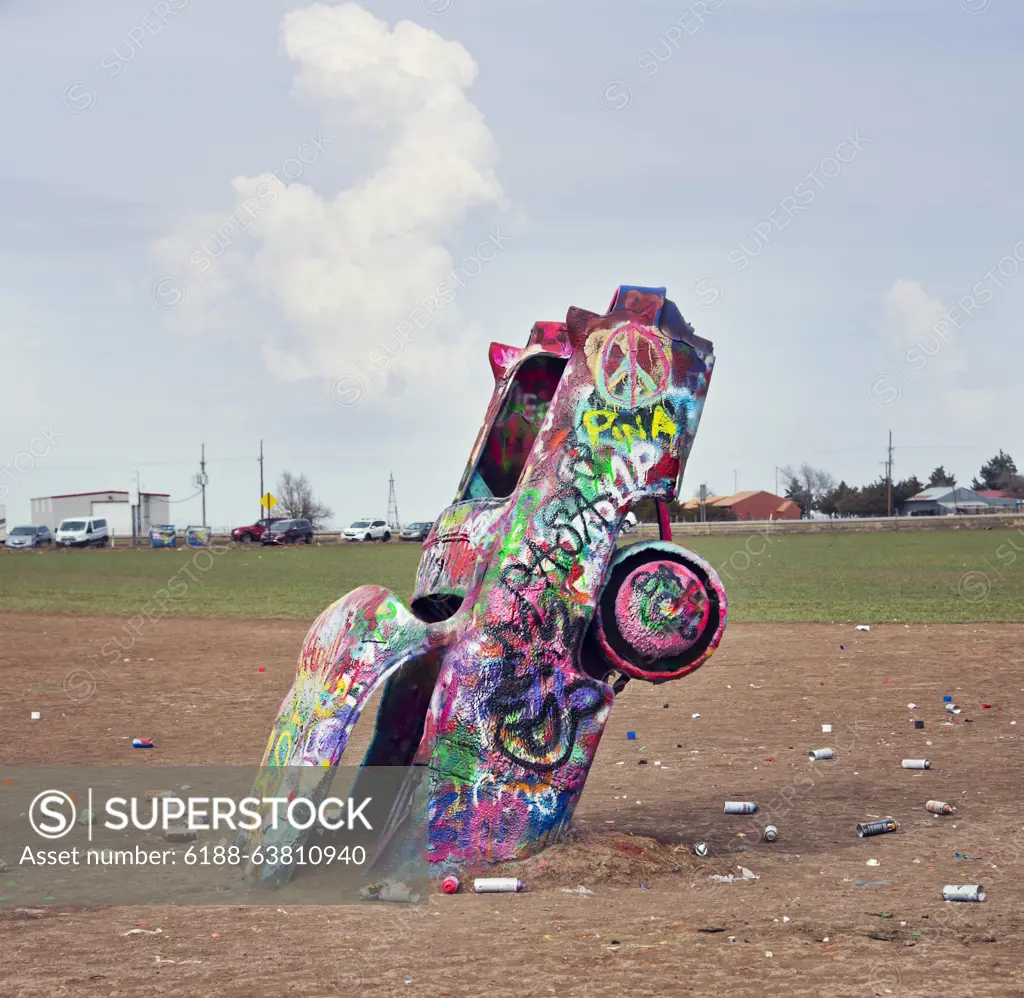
[261,518,314,545]
[4,525,53,549]
[55,517,110,547]
[399,522,434,542]
[343,518,391,542]
[232,517,286,544]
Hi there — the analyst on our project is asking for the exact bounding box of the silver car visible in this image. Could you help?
[399,521,434,542]
[4,524,53,549]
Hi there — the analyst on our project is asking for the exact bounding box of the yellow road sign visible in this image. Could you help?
[261,492,277,511]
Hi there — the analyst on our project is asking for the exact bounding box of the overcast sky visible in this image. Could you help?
[1,0,1021,528]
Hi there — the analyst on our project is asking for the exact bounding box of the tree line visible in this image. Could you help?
[782,450,1022,518]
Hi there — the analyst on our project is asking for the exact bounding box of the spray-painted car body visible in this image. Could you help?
[243,286,727,882]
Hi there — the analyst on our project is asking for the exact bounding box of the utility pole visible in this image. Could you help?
[200,443,207,526]
[734,469,738,493]
[775,466,780,496]
[259,440,265,520]
[886,430,894,517]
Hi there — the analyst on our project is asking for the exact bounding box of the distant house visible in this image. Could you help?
[900,486,1000,516]
[976,489,1023,512]
[682,490,801,521]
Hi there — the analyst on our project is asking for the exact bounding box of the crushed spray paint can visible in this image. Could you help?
[724,802,758,814]
[164,827,197,843]
[945,703,961,715]
[808,748,834,760]
[77,810,96,826]
[144,789,175,801]
[926,800,955,815]
[763,825,778,842]
[441,875,460,894]
[132,739,154,748]
[380,882,421,903]
[943,884,984,902]
[913,720,925,729]
[693,841,709,857]
[902,759,931,770]
[857,817,898,838]
[474,878,525,893]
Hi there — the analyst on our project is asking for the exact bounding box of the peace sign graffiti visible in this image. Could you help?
[596,321,670,408]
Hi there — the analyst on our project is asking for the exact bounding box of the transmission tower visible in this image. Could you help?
[386,472,401,529]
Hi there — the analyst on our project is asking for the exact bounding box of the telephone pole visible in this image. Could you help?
[200,443,207,526]
[886,430,894,517]
[734,469,738,493]
[259,440,265,519]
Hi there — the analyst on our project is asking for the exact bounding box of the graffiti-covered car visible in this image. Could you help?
[242,286,727,884]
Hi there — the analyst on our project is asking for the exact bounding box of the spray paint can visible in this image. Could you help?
[926,800,955,815]
[856,817,898,838]
[724,802,758,815]
[808,748,834,760]
[380,882,421,903]
[441,875,460,894]
[902,759,931,770]
[943,884,984,902]
[132,739,154,748]
[945,703,961,715]
[473,878,524,893]
[164,827,197,843]
[763,825,778,842]
[693,841,709,857]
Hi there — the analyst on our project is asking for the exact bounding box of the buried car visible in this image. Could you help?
[241,286,727,884]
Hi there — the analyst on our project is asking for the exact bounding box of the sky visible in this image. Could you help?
[1,0,1022,529]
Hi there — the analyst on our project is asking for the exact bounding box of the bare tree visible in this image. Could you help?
[780,463,834,515]
[276,471,333,530]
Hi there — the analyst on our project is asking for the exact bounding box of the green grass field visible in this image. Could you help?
[1,530,1023,622]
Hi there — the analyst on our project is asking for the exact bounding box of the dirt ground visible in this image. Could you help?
[1,612,1022,997]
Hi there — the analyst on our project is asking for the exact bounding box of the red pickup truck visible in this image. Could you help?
[231,517,285,544]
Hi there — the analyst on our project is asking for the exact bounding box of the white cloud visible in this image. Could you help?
[882,277,971,375]
[880,277,983,420]
[153,2,504,394]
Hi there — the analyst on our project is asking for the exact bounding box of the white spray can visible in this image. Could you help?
[474,878,525,893]
[942,884,984,902]
[723,802,758,814]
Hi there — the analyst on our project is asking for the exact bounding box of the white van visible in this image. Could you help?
[55,517,111,548]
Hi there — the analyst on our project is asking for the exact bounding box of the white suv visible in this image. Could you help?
[342,518,391,542]
[55,517,111,548]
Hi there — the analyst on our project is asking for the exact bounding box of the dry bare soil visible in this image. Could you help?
[1,613,1022,997]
